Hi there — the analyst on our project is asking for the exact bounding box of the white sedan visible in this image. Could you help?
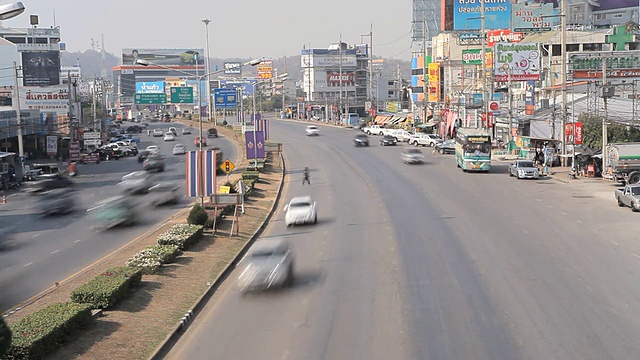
[172,143,186,155]
[284,196,317,227]
[117,171,154,194]
[152,129,164,137]
[305,125,319,136]
[164,132,176,141]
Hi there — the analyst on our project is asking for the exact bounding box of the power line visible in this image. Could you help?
[375,31,412,47]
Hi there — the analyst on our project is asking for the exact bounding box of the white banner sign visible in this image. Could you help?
[46,136,58,155]
[301,54,357,68]
[20,86,69,112]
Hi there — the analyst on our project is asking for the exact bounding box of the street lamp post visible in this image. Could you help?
[202,18,212,123]
[0,2,25,20]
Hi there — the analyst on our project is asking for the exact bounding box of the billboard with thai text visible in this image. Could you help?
[493,43,541,82]
[136,81,165,94]
[453,0,511,31]
[512,2,557,32]
[19,86,69,112]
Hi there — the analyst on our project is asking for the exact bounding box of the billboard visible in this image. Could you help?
[223,62,242,75]
[20,86,69,112]
[570,52,640,79]
[453,0,511,31]
[461,49,492,65]
[493,43,541,82]
[136,81,165,94]
[257,60,273,79]
[21,51,61,86]
[326,72,356,87]
[60,65,81,84]
[301,49,358,67]
[525,80,535,115]
[427,63,440,103]
[122,48,204,66]
[512,2,556,32]
[565,122,583,145]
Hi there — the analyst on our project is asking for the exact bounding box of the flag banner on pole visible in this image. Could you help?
[245,131,266,159]
[256,118,269,140]
[185,149,217,197]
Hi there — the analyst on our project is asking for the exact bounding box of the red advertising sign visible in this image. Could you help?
[565,122,583,145]
[487,30,524,47]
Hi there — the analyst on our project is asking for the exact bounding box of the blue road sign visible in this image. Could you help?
[214,88,238,109]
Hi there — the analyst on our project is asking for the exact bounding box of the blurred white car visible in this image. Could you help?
[305,125,319,136]
[148,182,180,206]
[284,196,317,227]
[181,127,192,135]
[117,171,154,194]
[152,129,164,137]
[164,132,176,141]
[146,145,159,152]
[237,237,294,293]
[401,148,425,164]
[172,143,186,155]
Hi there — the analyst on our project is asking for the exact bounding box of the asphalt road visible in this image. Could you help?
[0,121,236,312]
[168,119,640,359]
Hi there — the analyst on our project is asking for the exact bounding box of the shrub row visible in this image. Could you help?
[241,170,260,181]
[157,224,204,250]
[70,267,142,310]
[4,302,93,360]
[125,245,181,275]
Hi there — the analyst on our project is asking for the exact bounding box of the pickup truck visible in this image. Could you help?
[409,134,443,147]
[615,184,640,211]
[362,124,385,136]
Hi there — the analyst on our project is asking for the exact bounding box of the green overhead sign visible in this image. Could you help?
[134,93,166,104]
[170,87,194,103]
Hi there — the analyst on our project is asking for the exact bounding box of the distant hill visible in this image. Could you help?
[61,51,411,82]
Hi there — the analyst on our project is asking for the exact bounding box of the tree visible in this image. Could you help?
[0,317,11,357]
[580,113,640,149]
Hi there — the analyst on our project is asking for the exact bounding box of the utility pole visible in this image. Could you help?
[282,55,287,116]
[602,59,608,172]
[560,0,568,165]
[101,79,107,141]
[13,61,24,168]
[92,74,97,131]
[422,20,428,125]
[368,24,374,113]
[339,34,343,123]
[308,42,312,119]
[481,0,488,130]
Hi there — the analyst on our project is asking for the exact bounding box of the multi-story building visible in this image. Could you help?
[301,42,370,118]
[568,0,639,28]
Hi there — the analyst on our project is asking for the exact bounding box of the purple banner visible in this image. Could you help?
[245,131,266,159]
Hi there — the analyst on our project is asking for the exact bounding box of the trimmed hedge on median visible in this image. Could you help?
[241,170,260,182]
[125,245,181,275]
[156,224,204,250]
[4,302,93,360]
[70,266,142,310]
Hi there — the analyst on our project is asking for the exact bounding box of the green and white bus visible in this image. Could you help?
[454,128,492,172]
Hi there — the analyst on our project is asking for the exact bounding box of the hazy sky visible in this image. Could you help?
[1,0,416,60]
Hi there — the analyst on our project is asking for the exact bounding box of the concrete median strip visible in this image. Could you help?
[2,122,286,360]
[147,151,286,360]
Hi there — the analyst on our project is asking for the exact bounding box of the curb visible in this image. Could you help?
[2,206,192,318]
[147,151,287,360]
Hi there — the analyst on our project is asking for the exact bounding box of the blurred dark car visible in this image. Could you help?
[143,156,165,172]
[379,135,397,146]
[435,139,456,154]
[137,150,151,163]
[91,148,119,161]
[353,133,370,147]
[125,126,143,134]
[26,173,74,194]
[37,188,76,215]
[207,128,218,138]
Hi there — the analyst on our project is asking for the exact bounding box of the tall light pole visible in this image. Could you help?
[202,18,212,123]
[12,61,24,167]
[560,0,568,166]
